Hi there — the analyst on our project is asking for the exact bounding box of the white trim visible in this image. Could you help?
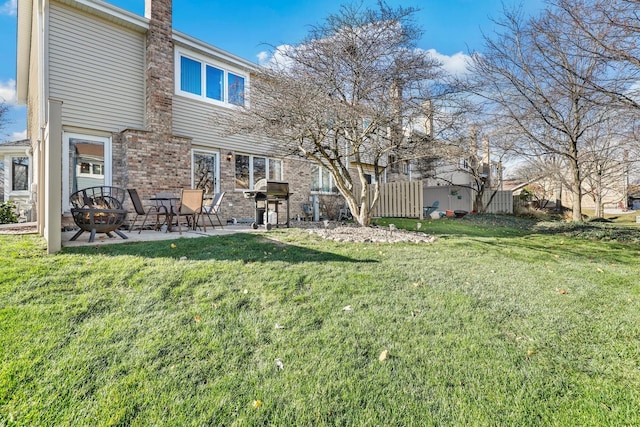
[173,32,256,72]
[62,132,112,212]
[2,154,31,201]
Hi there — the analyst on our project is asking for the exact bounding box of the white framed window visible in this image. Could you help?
[234,154,283,190]
[176,49,247,107]
[11,157,29,192]
[311,165,338,194]
[192,150,219,196]
[62,133,111,211]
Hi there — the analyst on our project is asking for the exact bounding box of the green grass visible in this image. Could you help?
[1,216,639,426]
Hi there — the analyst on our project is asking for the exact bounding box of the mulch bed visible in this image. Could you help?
[0,223,38,235]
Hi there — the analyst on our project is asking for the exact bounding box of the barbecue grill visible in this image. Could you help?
[244,180,291,230]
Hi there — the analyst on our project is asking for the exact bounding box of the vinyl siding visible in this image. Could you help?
[173,95,279,156]
[48,3,145,132]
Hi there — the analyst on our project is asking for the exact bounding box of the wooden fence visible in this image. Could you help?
[368,181,424,218]
[483,190,513,214]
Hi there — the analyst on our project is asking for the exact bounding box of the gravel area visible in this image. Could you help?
[302,223,436,243]
[0,223,38,235]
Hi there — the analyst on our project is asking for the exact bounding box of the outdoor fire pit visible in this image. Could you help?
[69,186,128,242]
[454,210,468,218]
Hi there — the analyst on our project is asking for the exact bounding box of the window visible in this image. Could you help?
[206,65,223,101]
[63,133,111,211]
[268,159,283,181]
[388,154,398,173]
[228,73,245,106]
[177,50,247,107]
[180,56,202,95]
[234,154,283,189]
[192,150,219,196]
[11,157,29,191]
[311,165,338,193]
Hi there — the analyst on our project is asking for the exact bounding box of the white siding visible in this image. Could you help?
[173,96,278,156]
[48,3,145,132]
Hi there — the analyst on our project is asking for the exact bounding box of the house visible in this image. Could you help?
[17,0,320,252]
[0,139,34,220]
[387,122,509,214]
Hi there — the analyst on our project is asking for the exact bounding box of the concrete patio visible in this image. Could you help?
[0,222,268,248]
[61,223,264,248]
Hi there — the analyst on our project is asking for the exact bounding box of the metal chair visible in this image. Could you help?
[202,192,225,228]
[423,200,440,218]
[127,188,166,233]
[173,189,205,234]
[302,203,313,221]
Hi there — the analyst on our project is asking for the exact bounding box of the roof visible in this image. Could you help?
[0,139,30,154]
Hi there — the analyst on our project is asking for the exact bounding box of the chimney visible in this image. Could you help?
[145,0,173,136]
[482,136,490,166]
[423,100,434,138]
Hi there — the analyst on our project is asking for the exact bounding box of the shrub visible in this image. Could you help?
[0,201,19,224]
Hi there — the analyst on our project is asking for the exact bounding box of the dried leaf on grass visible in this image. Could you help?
[275,358,284,370]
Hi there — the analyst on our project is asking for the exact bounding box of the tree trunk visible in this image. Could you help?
[569,159,582,222]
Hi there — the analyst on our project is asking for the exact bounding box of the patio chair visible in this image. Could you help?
[301,203,313,221]
[202,192,225,228]
[127,188,167,233]
[423,200,440,218]
[173,189,205,234]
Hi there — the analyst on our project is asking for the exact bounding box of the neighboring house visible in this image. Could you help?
[512,168,629,214]
[17,0,318,251]
[0,139,33,219]
[388,123,507,213]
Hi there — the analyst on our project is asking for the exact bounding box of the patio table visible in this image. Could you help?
[149,196,180,231]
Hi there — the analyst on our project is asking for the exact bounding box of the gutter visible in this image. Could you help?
[16,0,33,105]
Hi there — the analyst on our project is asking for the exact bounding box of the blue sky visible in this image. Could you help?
[0,0,545,142]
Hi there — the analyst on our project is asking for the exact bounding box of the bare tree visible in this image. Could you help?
[465,5,619,221]
[512,157,566,210]
[552,0,640,203]
[552,0,640,111]
[580,114,636,216]
[0,102,8,139]
[415,125,509,212]
[230,2,445,226]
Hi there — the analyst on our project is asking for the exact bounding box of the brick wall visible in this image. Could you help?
[115,0,192,199]
[145,0,173,137]
[115,129,191,199]
[213,156,315,224]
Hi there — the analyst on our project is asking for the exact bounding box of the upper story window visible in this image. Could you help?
[177,50,247,107]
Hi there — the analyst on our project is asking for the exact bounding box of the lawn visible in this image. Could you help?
[1,215,639,426]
